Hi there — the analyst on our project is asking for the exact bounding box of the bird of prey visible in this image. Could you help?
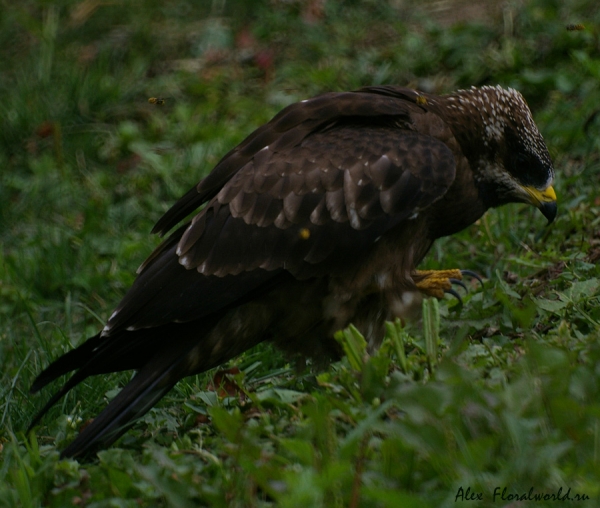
[29,85,557,459]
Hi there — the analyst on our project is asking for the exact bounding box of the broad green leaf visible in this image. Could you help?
[535,297,568,313]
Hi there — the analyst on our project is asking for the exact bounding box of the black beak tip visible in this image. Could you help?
[540,201,557,224]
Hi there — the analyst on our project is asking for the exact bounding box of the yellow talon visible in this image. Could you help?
[413,269,464,299]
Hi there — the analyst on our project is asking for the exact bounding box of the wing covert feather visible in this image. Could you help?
[176,127,456,279]
[132,89,457,333]
[151,89,423,236]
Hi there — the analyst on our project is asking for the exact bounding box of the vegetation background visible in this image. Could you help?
[1,0,600,506]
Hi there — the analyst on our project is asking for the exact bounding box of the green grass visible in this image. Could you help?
[2,0,600,506]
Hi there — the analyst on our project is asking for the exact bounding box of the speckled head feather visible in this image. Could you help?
[435,85,554,190]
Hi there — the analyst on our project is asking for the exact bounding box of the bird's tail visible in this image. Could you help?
[27,328,173,433]
[59,342,194,459]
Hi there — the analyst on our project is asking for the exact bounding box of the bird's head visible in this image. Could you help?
[441,85,557,223]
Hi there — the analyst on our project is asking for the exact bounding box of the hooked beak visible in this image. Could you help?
[522,185,557,224]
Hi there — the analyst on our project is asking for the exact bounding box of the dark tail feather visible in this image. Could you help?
[30,333,104,394]
[29,324,197,430]
[60,344,193,459]
[28,330,150,431]
[28,364,98,432]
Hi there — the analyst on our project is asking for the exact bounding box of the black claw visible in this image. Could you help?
[444,288,463,305]
[460,270,484,287]
[449,278,468,293]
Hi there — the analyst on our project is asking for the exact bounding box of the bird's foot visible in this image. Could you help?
[413,269,483,302]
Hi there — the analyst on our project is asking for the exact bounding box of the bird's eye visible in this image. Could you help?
[510,150,550,187]
[503,127,551,187]
[516,153,529,165]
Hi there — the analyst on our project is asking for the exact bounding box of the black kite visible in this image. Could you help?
[30,85,557,458]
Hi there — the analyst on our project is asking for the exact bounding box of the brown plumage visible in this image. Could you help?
[30,85,557,458]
